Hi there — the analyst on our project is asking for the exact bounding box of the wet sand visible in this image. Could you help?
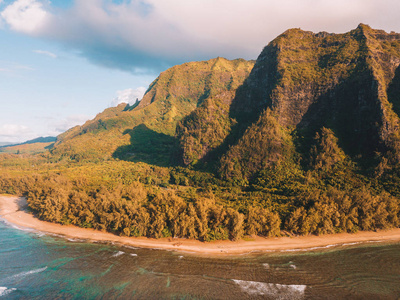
[1,195,400,255]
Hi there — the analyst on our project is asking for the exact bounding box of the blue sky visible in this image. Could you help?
[1,0,400,143]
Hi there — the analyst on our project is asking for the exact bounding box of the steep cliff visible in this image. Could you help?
[176,24,400,181]
[52,24,400,179]
[51,58,254,162]
[4,25,400,240]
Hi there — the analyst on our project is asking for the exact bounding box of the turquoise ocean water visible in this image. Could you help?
[1,220,400,299]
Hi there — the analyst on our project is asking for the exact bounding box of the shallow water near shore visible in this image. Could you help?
[1,220,400,299]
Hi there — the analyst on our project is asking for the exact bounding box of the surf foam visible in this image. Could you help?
[233,279,306,299]
[112,251,125,257]
[10,267,47,279]
[0,287,16,297]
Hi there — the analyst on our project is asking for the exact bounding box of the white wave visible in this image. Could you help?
[341,242,362,246]
[123,246,139,250]
[112,251,125,257]
[278,240,386,253]
[233,279,306,299]
[292,240,383,250]
[130,253,138,257]
[10,267,47,279]
[1,220,34,232]
[280,243,340,252]
[0,287,16,297]
[67,238,86,243]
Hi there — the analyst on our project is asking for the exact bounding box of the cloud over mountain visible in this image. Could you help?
[51,114,93,134]
[0,124,32,142]
[111,87,146,106]
[1,0,400,73]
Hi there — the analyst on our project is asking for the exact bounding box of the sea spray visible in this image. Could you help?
[0,287,17,297]
[9,267,48,280]
[232,279,306,299]
[112,251,125,257]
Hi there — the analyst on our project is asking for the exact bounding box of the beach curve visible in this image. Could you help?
[1,194,400,255]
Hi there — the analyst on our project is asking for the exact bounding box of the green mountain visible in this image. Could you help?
[178,24,400,182]
[0,136,56,148]
[0,142,13,147]
[0,137,56,154]
[2,24,400,240]
[51,57,254,164]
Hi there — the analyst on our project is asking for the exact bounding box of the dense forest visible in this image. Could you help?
[2,24,400,241]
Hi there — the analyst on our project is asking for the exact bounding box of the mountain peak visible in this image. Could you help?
[357,23,372,31]
[51,58,254,162]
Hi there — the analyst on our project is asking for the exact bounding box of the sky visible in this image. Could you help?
[1,0,400,143]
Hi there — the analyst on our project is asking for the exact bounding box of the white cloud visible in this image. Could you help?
[0,123,33,143]
[0,61,34,76]
[0,124,30,136]
[111,87,146,106]
[2,0,400,71]
[50,114,93,134]
[0,115,92,143]
[14,64,34,70]
[1,0,48,34]
[33,49,57,58]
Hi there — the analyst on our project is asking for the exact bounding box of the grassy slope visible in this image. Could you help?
[0,142,54,155]
[1,26,400,240]
[51,58,254,163]
[215,24,400,182]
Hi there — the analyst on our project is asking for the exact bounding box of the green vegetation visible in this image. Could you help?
[51,57,254,163]
[0,142,53,155]
[2,25,400,240]
[176,97,234,166]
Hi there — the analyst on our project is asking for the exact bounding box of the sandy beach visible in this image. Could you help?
[1,194,400,255]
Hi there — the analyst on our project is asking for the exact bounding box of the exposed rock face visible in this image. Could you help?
[51,58,254,161]
[139,57,253,109]
[177,24,400,181]
[53,24,400,178]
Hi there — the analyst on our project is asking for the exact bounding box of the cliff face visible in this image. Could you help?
[234,24,400,129]
[51,58,254,162]
[53,24,400,180]
[176,24,400,181]
[11,25,400,239]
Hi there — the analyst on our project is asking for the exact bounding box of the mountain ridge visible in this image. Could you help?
[51,57,254,162]
[3,25,400,241]
[0,136,56,148]
[50,24,400,180]
[173,24,400,183]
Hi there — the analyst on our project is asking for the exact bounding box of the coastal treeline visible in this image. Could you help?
[1,125,400,241]
[1,159,399,241]
[2,25,400,241]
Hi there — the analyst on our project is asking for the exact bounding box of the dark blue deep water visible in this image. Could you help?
[1,220,400,299]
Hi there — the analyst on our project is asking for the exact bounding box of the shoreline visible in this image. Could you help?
[1,195,400,255]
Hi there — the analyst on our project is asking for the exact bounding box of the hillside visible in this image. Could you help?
[1,24,400,241]
[177,24,400,182]
[0,137,56,155]
[51,57,254,164]
[0,142,54,155]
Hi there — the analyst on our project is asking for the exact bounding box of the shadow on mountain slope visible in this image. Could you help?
[113,124,179,167]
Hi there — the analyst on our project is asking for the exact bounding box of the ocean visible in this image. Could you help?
[1,220,399,299]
